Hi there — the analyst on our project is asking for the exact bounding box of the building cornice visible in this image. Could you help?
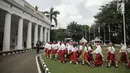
[5,0,52,26]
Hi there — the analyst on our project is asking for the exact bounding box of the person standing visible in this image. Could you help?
[36,41,40,53]
[107,43,118,68]
[119,44,128,63]
[78,43,83,58]
[87,44,94,64]
[57,42,66,63]
[92,43,104,67]
[70,43,78,65]
[82,43,91,66]
[106,44,111,62]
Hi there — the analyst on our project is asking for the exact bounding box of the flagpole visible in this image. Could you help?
[122,1,126,46]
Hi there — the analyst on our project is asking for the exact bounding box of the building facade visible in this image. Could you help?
[0,0,51,51]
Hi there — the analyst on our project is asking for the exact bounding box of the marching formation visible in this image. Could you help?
[44,42,130,68]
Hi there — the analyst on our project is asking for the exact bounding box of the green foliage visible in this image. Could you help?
[50,28,66,42]
[67,21,90,41]
[92,0,130,44]
[50,21,90,42]
[43,7,60,26]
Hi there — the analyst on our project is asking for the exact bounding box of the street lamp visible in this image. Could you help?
[103,23,106,45]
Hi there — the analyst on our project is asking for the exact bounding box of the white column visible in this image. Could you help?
[34,24,38,47]
[48,28,50,42]
[17,17,23,50]
[2,12,11,51]
[26,21,32,48]
[40,26,43,42]
[44,28,47,43]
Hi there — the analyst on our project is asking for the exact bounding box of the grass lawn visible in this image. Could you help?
[42,46,130,73]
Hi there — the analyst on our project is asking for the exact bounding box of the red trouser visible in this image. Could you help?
[107,52,111,61]
[59,50,65,63]
[88,50,94,61]
[94,53,103,66]
[120,52,127,62]
[78,50,82,58]
[71,52,78,63]
[83,52,88,61]
[45,48,49,57]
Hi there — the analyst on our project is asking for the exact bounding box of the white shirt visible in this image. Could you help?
[107,47,111,52]
[92,45,103,57]
[109,46,115,54]
[79,45,83,51]
[120,45,127,53]
[67,44,71,51]
[71,46,78,52]
[88,46,92,51]
[45,43,52,50]
[52,44,58,50]
[59,44,66,50]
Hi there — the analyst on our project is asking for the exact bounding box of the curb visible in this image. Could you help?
[36,54,51,73]
[0,49,36,57]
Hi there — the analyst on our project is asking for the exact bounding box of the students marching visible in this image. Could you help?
[44,41,130,69]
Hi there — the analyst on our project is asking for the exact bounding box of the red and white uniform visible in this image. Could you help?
[51,43,58,55]
[107,46,112,61]
[83,46,89,61]
[92,45,103,66]
[109,46,116,64]
[57,43,66,63]
[45,43,52,57]
[68,44,73,60]
[71,46,78,63]
[78,45,83,57]
[88,46,94,61]
[119,45,128,62]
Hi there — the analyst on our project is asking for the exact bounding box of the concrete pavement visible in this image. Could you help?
[0,50,44,73]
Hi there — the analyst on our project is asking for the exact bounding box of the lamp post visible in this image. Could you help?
[104,23,106,45]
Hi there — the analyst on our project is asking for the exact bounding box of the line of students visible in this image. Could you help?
[44,42,130,68]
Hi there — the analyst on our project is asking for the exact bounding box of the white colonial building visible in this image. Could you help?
[0,0,51,51]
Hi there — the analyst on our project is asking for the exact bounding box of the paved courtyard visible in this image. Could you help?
[0,50,44,73]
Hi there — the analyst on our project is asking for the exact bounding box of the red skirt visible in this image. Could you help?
[71,52,78,63]
[88,50,94,61]
[68,50,72,60]
[52,49,58,55]
[107,52,111,61]
[83,52,88,61]
[109,53,116,64]
[120,52,127,62]
[59,50,65,63]
[94,53,103,66]
[45,48,49,57]
[78,50,82,57]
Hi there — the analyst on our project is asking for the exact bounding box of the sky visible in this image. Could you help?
[25,0,113,28]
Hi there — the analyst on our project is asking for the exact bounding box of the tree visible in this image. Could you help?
[92,0,130,44]
[67,21,89,41]
[43,7,60,26]
[50,29,66,42]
